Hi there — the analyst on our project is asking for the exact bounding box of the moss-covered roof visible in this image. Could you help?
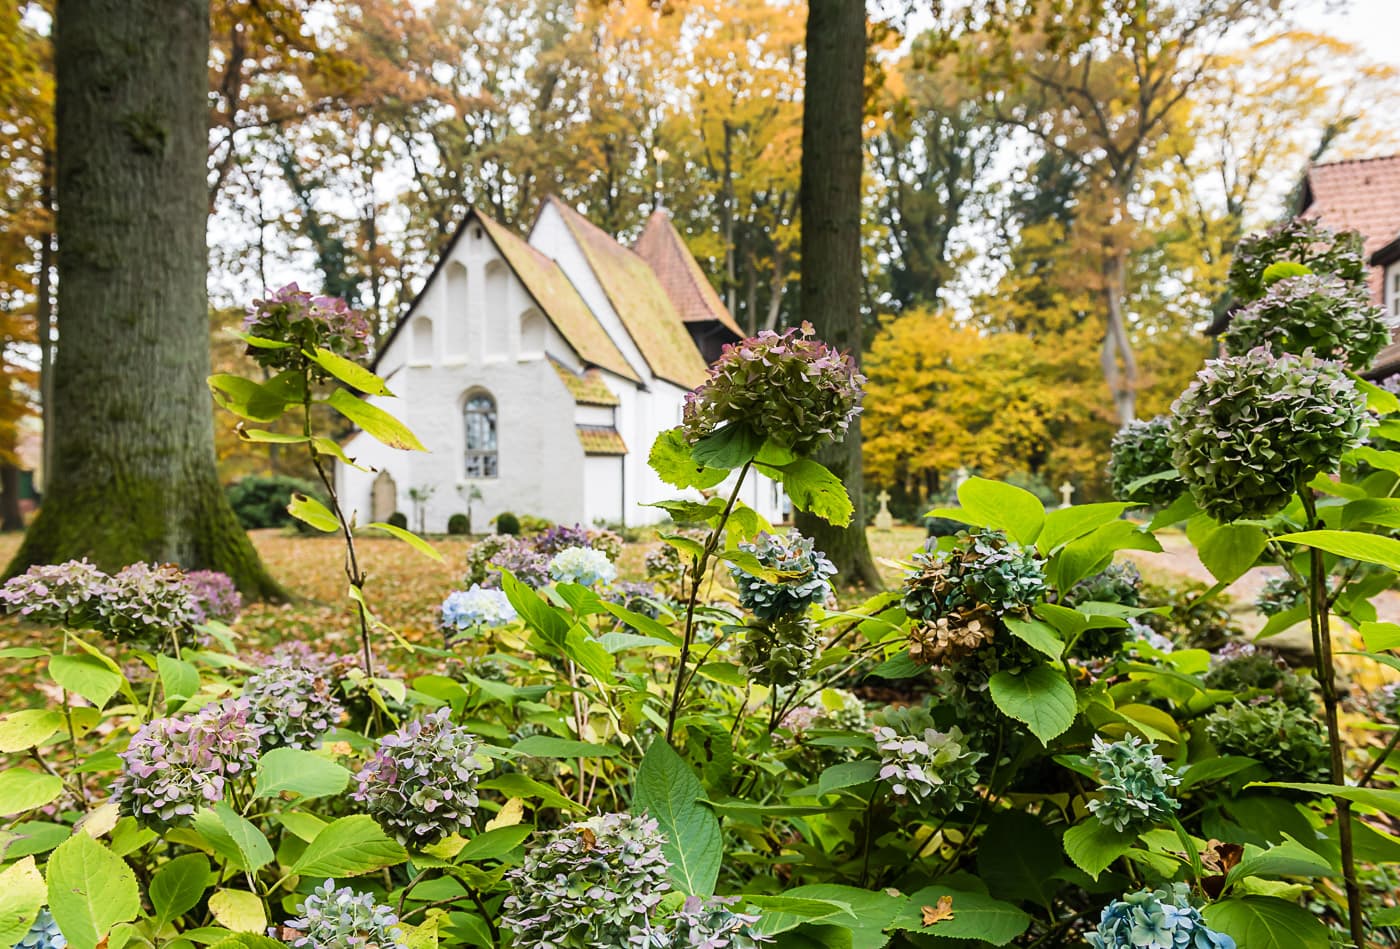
[635,210,745,338]
[547,197,710,389]
[576,425,628,455]
[552,359,621,406]
[477,213,640,383]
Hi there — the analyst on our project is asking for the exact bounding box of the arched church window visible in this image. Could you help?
[463,390,498,478]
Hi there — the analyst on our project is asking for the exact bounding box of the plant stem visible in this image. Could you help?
[1299,488,1365,946]
[665,461,752,744]
[1358,725,1400,789]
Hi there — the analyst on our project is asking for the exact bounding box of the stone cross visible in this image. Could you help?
[1059,481,1075,508]
[874,489,894,531]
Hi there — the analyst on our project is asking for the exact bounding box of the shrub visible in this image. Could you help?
[225,473,326,531]
[495,511,521,535]
[446,512,470,535]
[1227,217,1365,305]
[386,510,408,529]
[1223,272,1390,371]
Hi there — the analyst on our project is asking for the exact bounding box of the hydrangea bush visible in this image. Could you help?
[4,308,1399,949]
[1222,272,1390,371]
[1108,416,1184,507]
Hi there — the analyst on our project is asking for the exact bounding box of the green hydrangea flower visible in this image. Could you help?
[1108,416,1183,507]
[1223,273,1390,371]
[1169,349,1366,522]
[739,612,821,687]
[1086,735,1180,832]
[1227,217,1365,304]
[1204,698,1329,781]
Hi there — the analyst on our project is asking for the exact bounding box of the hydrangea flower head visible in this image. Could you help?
[352,707,486,846]
[243,284,372,371]
[501,812,672,948]
[14,909,66,949]
[1228,217,1365,304]
[284,880,406,949]
[739,613,821,687]
[0,559,112,627]
[875,715,982,811]
[440,584,518,645]
[669,896,771,948]
[1086,735,1180,832]
[243,657,343,750]
[682,323,865,457]
[549,545,617,587]
[1088,884,1234,949]
[730,530,836,620]
[112,699,263,830]
[1223,272,1390,371]
[185,570,242,624]
[1254,575,1304,618]
[1170,348,1366,522]
[103,562,201,651]
[1204,699,1328,781]
[1107,416,1183,507]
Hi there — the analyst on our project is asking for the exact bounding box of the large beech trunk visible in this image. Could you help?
[793,0,882,590]
[7,0,282,598]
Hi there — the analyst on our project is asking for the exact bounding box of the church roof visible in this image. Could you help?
[634,210,745,338]
[545,197,710,389]
[476,213,640,383]
[576,425,628,455]
[552,359,620,406]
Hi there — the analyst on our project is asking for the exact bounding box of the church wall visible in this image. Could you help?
[584,456,625,525]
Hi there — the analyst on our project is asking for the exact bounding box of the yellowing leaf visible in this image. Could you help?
[922,895,955,926]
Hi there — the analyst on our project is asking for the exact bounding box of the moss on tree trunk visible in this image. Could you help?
[6,0,283,599]
[794,0,882,590]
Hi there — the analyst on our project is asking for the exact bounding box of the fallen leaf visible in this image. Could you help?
[921,895,955,926]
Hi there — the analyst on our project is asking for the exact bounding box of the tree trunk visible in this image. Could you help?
[0,463,23,533]
[793,0,882,590]
[38,149,55,483]
[7,0,283,598]
[1101,252,1137,426]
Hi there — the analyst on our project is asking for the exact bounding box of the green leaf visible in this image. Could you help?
[45,833,140,949]
[988,665,1076,744]
[1360,620,1400,652]
[0,769,63,816]
[157,655,200,703]
[49,654,121,708]
[306,347,391,396]
[291,815,408,878]
[1273,530,1400,570]
[957,477,1044,545]
[892,886,1032,946]
[816,761,881,797]
[253,748,351,800]
[149,853,213,930]
[1340,497,1400,529]
[870,649,923,680]
[1062,816,1138,880]
[237,331,294,351]
[634,741,722,896]
[977,811,1064,907]
[1003,617,1063,660]
[0,856,46,946]
[1179,756,1259,791]
[1187,517,1268,585]
[691,423,764,469]
[1247,782,1400,818]
[745,896,855,936]
[1037,502,1132,554]
[648,427,728,490]
[764,459,853,527]
[367,521,445,563]
[207,374,288,423]
[192,805,274,872]
[455,825,533,862]
[1225,837,1334,887]
[477,774,581,813]
[783,885,905,949]
[327,388,426,452]
[1262,260,1313,285]
[511,736,620,758]
[1353,374,1400,415]
[208,936,286,949]
[1051,520,1161,590]
[287,492,339,533]
[0,709,64,754]
[209,888,267,934]
[1201,896,1330,949]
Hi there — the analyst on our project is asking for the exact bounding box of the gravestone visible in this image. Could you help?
[874,489,894,531]
[1059,481,1075,508]
[371,470,397,523]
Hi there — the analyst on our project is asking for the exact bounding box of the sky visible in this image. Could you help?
[1304,0,1400,65]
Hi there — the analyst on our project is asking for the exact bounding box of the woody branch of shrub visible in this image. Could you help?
[656,324,864,744]
[209,285,441,686]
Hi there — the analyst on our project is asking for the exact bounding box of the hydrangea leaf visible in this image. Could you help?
[510,736,621,758]
[976,811,1063,909]
[761,458,854,527]
[48,654,121,708]
[367,521,445,564]
[648,427,728,490]
[291,815,408,878]
[45,833,140,949]
[0,856,45,945]
[634,740,723,896]
[326,388,426,452]
[1186,516,1268,585]
[253,748,351,800]
[1201,896,1330,949]
[956,477,1044,545]
[1061,815,1138,880]
[305,346,392,397]
[1274,529,1400,571]
[1037,502,1133,554]
[0,709,64,754]
[891,886,1031,946]
[988,665,1076,744]
[0,769,63,817]
[209,888,267,934]
[149,853,213,930]
[691,422,765,469]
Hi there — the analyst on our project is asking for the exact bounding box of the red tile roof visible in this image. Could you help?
[634,210,745,338]
[575,425,627,456]
[1299,154,1400,303]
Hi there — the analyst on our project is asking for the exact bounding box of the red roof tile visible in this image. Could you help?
[634,210,745,338]
[1300,154,1400,303]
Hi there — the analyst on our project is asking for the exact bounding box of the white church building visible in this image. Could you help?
[336,197,785,532]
